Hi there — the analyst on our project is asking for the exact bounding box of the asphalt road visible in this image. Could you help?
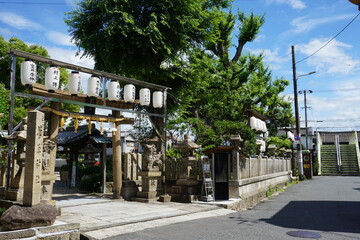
[107,176,360,240]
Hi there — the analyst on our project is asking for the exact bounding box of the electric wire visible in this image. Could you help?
[0,1,69,5]
[296,12,360,64]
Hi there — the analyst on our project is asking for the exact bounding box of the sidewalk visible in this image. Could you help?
[53,192,236,239]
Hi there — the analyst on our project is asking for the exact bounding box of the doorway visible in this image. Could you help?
[213,152,229,200]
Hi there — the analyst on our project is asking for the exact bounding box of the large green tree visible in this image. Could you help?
[65,0,230,81]
[165,11,293,151]
[66,1,293,152]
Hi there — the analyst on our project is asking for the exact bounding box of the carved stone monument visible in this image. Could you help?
[171,134,201,203]
[23,110,45,207]
[135,144,162,202]
[40,139,56,204]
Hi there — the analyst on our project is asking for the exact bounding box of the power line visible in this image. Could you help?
[0,1,68,5]
[284,87,360,95]
[296,12,360,64]
[312,88,360,93]
[302,118,360,122]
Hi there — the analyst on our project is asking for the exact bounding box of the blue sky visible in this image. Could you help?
[0,0,360,131]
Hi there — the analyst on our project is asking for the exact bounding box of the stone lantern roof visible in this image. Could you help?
[174,134,200,151]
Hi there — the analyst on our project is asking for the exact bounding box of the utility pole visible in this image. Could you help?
[300,90,313,150]
[291,46,316,175]
[291,46,303,175]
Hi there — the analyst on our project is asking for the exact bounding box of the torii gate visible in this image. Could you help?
[5,49,170,202]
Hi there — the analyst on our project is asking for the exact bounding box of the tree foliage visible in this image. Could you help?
[167,11,293,152]
[66,1,294,153]
[66,0,230,80]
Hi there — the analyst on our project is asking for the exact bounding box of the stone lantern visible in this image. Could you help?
[174,134,200,186]
[171,134,200,202]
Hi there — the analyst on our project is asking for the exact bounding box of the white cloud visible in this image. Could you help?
[0,27,13,37]
[250,48,288,71]
[297,38,360,75]
[46,47,94,70]
[254,34,266,43]
[65,0,77,6]
[0,12,41,30]
[46,31,73,46]
[290,14,353,34]
[265,0,306,10]
[297,76,360,130]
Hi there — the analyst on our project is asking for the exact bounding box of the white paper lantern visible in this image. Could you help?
[263,121,268,132]
[260,120,266,132]
[87,75,100,97]
[286,131,291,139]
[20,59,36,86]
[287,131,295,141]
[45,65,60,92]
[261,140,266,152]
[124,84,136,102]
[108,80,120,101]
[139,88,151,106]
[250,116,257,130]
[68,71,81,95]
[255,118,262,132]
[153,91,163,108]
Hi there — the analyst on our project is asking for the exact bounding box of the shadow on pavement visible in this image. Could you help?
[259,201,360,234]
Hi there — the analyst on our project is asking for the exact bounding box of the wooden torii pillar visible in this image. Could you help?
[112,110,122,199]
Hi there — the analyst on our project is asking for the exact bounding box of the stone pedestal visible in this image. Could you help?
[134,171,162,202]
[170,185,199,203]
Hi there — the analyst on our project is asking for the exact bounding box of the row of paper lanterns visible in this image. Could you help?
[249,116,267,133]
[20,60,164,108]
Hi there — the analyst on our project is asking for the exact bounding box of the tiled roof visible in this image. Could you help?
[89,136,111,144]
[58,124,100,146]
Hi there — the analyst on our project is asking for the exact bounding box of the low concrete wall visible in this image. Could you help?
[229,171,292,209]
[0,222,80,240]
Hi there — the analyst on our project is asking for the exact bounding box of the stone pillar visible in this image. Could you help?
[232,149,240,180]
[136,153,142,181]
[112,111,122,199]
[124,154,131,180]
[23,110,45,207]
[43,101,60,203]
